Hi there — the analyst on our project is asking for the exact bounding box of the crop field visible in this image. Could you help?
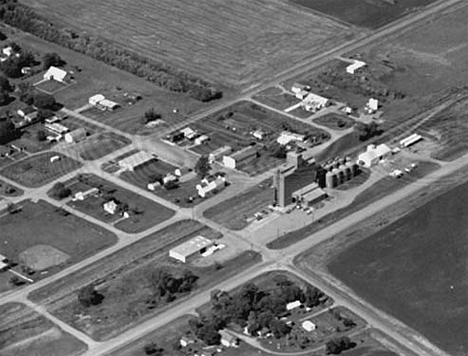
[0,303,86,356]
[204,179,274,230]
[290,0,437,29]
[26,0,353,89]
[28,219,261,341]
[0,200,116,287]
[0,152,82,188]
[65,174,175,233]
[79,132,131,161]
[327,179,468,356]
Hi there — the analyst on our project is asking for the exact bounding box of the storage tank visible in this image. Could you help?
[343,166,352,181]
[346,161,355,178]
[332,168,342,185]
[348,161,359,176]
[338,167,347,183]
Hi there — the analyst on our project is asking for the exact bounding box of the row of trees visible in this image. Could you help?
[0,1,222,102]
[188,276,327,345]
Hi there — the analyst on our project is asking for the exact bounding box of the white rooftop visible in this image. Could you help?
[170,236,213,258]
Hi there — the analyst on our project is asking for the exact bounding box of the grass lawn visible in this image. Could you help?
[267,161,440,249]
[316,132,361,162]
[29,218,260,341]
[0,200,117,287]
[0,178,23,197]
[0,303,87,356]
[252,92,301,111]
[313,113,355,131]
[65,174,175,233]
[0,152,82,188]
[335,168,370,191]
[328,179,468,356]
[79,132,131,161]
[203,179,274,230]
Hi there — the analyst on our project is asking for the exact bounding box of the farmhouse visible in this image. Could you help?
[43,66,68,83]
[219,330,238,348]
[358,144,391,167]
[291,82,310,94]
[103,200,118,215]
[72,187,99,201]
[180,127,197,140]
[208,145,232,163]
[196,176,225,198]
[223,146,258,169]
[365,98,379,114]
[301,93,329,112]
[169,235,214,263]
[118,151,155,171]
[346,60,367,74]
[292,182,327,206]
[64,128,87,143]
[302,320,317,332]
[277,131,306,146]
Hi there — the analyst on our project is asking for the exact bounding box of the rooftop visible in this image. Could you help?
[170,236,213,257]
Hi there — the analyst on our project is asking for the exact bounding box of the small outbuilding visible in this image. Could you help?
[291,82,310,94]
[302,320,317,332]
[346,60,367,74]
[64,128,87,143]
[169,236,214,263]
[286,300,302,311]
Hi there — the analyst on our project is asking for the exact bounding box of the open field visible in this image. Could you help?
[268,160,440,249]
[29,219,261,341]
[26,0,353,88]
[327,179,468,356]
[0,200,116,288]
[65,174,175,233]
[0,303,86,356]
[0,151,82,188]
[10,29,203,134]
[290,0,437,29]
[313,113,355,131]
[203,179,274,230]
[79,132,131,161]
[252,90,301,111]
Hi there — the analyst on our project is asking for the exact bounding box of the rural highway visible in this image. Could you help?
[0,0,467,355]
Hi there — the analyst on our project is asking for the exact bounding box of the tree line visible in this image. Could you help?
[0,0,222,102]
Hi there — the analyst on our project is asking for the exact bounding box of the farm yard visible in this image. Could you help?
[0,200,117,290]
[0,152,82,188]
[203,179,274,230]
[79,132,131,161]
[327,179,468,356]
[25,0,354,89]
[0,303,87,356]
[290,0,438,29]
[61,174,175,233]
[28,219,261,341]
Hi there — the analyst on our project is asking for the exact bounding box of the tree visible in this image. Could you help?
[42,52,65,70]
[143,108,161,124]
[0,76,12,92]
[0,90,10,106]
[143,342,163,356]
[37,109,54,121]
[194,155,210,177]
[33,93,56,110]
[0,118,18,144]
[36,129,47,142]
[326,336,355,355]
[51,182,72,199]
[78,285,104,307]
[269,319,291,339]
[304,286,325,308]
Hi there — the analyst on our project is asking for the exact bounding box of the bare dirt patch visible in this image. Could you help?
[19,244,71,271]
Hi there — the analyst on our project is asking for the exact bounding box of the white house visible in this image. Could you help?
[295,90,310,100]
[103,200,118,215]
[196,176,225,198]
[302,320,317,332]
[180,127,197,140]
[73,187,99,201]
[357,144,391,167]
[64,128,87,143]
[277,131,306,146]
[89,94,105,106]
[346,60,367,74]
[118,151,155,171]
[169,236,214,263]
[43,66,68,83]
[219,330,238,348]
[195,134,210,145]
[291,82,310,94]
[365,98,379,113]
[286,300,302,311]
[302,93,329,112]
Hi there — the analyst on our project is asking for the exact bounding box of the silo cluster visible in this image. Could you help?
[323,157,358,189]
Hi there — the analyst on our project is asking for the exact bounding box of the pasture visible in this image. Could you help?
[290,0,437,29]
[25,0,353,88]
[0,303,87,356]
[328,179,468,356]
[66,174,175,233]
[0,152,82,187]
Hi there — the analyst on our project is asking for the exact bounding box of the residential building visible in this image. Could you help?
[180,127,197,140]
[98,98,120,111]
[45,123,69,135]
[43,66,68,83]
[17,107,35,118]
[103,200,118,215]
[357,144,391,167]
[301,93,329,112]
[286,300,302,311]
[72,187,99,201]
[118,151,155,171]
[251,130,265,140]
[195,134,209,145]
[179,336,195,347]
[64,128,87,143]
[208,146,231,163]
[346,60,367,74]
[223,146,258,169]
[169,236,214,263]
[45,111,68,124]
[219,330,238,348]
[295,89,309,100]
[291,82,310,94]
[196,176,225,198]
[89,94,105,106]
[365,98,379,113]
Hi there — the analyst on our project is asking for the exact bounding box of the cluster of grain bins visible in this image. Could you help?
[323,157,359,189]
